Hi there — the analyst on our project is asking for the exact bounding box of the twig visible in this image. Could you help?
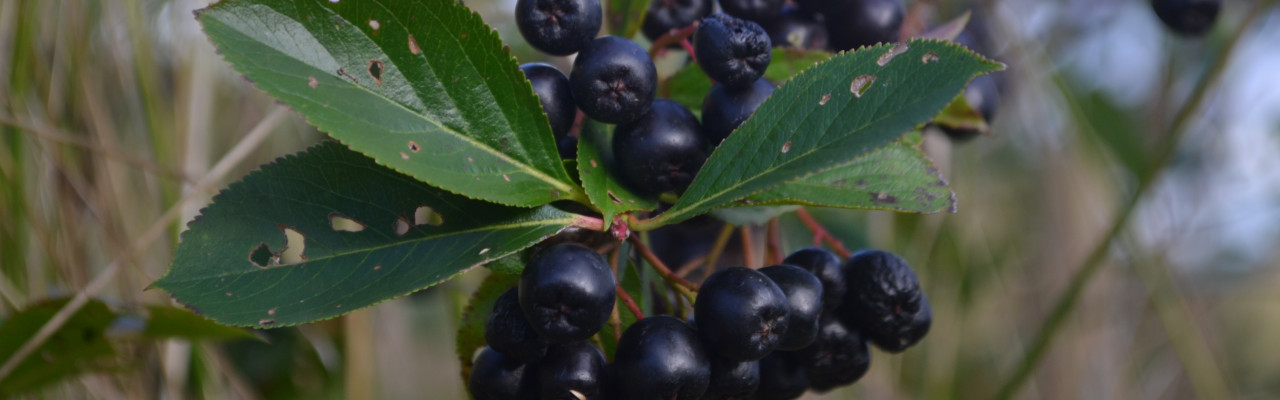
[767,218,783,265]
[795,208,853,258]
[0,107,290,382]
[703,223,736,279]
[616,286,645,320]
[991,3,1270,398]
[628,236,699,302]
[740,226,758,268]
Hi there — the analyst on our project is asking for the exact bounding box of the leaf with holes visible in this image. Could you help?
[646,40,1001,227]
[739,133,955,213]
[606,0,649,39]
[0,299,120,397]
[455,271,519,383]
[150,142,576,327]
[577,120,658,226]
[659,48,831,113]
[197,0,581,206]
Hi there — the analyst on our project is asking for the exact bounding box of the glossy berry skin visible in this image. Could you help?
[519,243,616,344]
[792,316,871,390]
[612,99,709,196]
[766,6,829,50]
[642,0,714,41]
[570,36,658,124]
[520,63,577,140]
[538,341,607,399]
[759,264,823,351]
[703,356,759,399]
[754,352,809,400]
[695,266,791,361]
[693,13,772,88]
[717,0,785,24]
[840,249,931,352]
[468,347,538,400]
[701,78,775,145]
[613,316,711,399]
[1152,0,1220,36]
[782,247,846,314]
[486,287,550,363]
[825,0,904,51]
[515,0,603,55]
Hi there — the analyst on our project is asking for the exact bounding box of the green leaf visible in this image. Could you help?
[129,307,260,342]
[711,205,801,226]
[659,48,831,113]
[455,272,519,383]
[605,0,649,39]
[577,120,658,225]
[0,299,119,396]
[197,0,580,206]
[151,142,574,327]
[741,134,955,213]
[762,48,832,84]
[932,92,990,134]
[647,40,1002,227]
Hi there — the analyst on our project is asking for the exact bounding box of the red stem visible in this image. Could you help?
[616,286,645,320]
[740,226,757,269]
[767,218,783,265]
[628,235,700,291]
[648,24,699,59]
[795,208,853,259]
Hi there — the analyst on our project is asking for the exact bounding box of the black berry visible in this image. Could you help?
[538,341,607,399]
[754,352,809,400]
[766,6,829,50]
[642,0,714,41]
[1152,0,1220,36]
[782,247,846,314]
[515,0,603,55]
[717,0,785,24]
[570,36,658,124]
[468,347,538,400]
[693,13,772,88]
[613,315,712,399]
[791,315,871,390]
[825,0,904,51]
[701,78,775,145]
[695,266,791,361]
[840,249,931,352]
[612,99,709,196]
[703,355,759,399]
[486,287,550,363]
[520,63,577,140]
[519,243,616,343]
[759,264,824,351]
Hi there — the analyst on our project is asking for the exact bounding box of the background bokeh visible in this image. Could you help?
[1,0,1279,398]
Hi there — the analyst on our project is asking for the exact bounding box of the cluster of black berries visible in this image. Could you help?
[644,0,905,52]
[470,243,931,399]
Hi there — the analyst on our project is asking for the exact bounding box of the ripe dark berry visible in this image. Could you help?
[766,6,829,50]
[612,99,709,196]
[693,13,772,88]
[468,347,538,400]
[519,243,616,343]
[840,249,931,352]
[759,264,824,351]
[570,36,658,124]
[754,352,809,400]
[515,0,603,55]
[703,356,759,399]
[939,74,999,142]
[791,316,871,390]
[825,0,904,51]
[716,0,785,24]
[538,341,607,399]
[695,266,791,361]
[642,0,714,41]
[613,316,711,399]
[701,78,775,145]
[782,247,846,314]
[520,63,577,140]
[1152,0,1220,36]
[486,287,549,363]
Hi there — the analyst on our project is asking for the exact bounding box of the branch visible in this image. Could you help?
[795,208,853,258]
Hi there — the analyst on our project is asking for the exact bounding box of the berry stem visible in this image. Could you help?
[795,208,853,259]
[648,24,699,59]
[740,226,758,269]
[570,214,607,232]
[678,38,696,59]
[616,284,645,320]
[767,218,783,265]
[703,222,736,280]
[628,235,700,295]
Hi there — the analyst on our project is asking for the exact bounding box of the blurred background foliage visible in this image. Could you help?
[1,0,1279,399]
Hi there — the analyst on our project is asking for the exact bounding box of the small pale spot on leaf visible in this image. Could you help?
[414,206,444,226]
[259,319,276,326]
[851,75,876,98]
[590,159,598,168]
[467,157,474,163]
[479,248,490,255]
[503,174,511,182]
[877,42,909,66]
[819,94,831,105]
[374,265,382,271]
[308,76,318,88]
[400,152,410,160]
[368,19,380,30]
[408,141,421,152]
[394,217,411,236]
[781,141,792,153]
[922,52,940,64]
[268,309,277,316]
[408,34,420,54]
[226,292,233,297]
[329,213,366,232]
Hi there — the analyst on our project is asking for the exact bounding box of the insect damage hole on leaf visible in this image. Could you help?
[877,42,910,66]
[249,243,273,267]
[329,213,366,232]
[922,52,940,64]
[851,75,876,98]
[394,216,412,236]
[414,206,444,226]
[279,227,307,265]
[368,60,384,85]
